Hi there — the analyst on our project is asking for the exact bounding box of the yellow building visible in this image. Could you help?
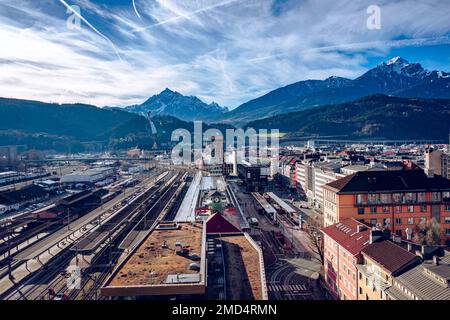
[356,241,420,300]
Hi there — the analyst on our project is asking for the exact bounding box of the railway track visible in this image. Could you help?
[66,171,188,300]
[6,170,184,300]
[0,171,172,300]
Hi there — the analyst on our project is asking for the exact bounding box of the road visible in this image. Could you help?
[229,179,326,300]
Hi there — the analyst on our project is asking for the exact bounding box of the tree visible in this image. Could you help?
[305,218,324,265]
[413,217,445,246]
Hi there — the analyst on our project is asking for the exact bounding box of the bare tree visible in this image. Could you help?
[305,219,324,265]
[413,217,445,246]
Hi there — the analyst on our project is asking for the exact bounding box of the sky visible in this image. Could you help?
[0,0,450,109]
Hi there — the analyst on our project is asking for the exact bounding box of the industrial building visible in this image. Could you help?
[0,171,20,184]
[0,184,49,214]
[60,167,114,184]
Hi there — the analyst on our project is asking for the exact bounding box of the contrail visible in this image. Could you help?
[132,0,142,19]
[132,0,242,33]
[303,36,450,54]
[247,36,450,63]
[58,0,123,62]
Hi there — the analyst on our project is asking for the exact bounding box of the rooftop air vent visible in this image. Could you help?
[189,263,201,271]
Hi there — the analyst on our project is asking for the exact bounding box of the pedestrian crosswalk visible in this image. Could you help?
[268,284,308,292]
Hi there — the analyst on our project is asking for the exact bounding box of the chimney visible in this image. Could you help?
[424,168,434,178]
[357,225,367,233]
[433,256,440,266]
[407,242,412,252]
[405,228,412,241]
[369,229,383,244]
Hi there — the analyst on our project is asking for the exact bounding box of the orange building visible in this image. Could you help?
[323,170,450,240]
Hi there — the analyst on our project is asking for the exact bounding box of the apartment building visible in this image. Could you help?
[296,160,346,211]
[357,241,420,300]
[322,219,376,300]
[313,163,346,211]
[323,170,450,239]
[425,148,450,179]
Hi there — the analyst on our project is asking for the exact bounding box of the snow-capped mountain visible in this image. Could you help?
[219,57,450,124]
[125,88,228,122]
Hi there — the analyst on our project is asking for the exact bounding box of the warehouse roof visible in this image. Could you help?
[0,184,48,205]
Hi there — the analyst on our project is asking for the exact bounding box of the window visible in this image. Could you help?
[359,287,362,294]
[356,194,365,204]
[417,192,426,202]
[358,207,365,215]
[395,218,402,225]
[393,193,402,203]
[370,207,377,214]
[445,217,450,224]
[446,229,450,236]
[368,193,378,204]
[408,205,414,213]
[432,192,441,201]
[420,204,427,212]
[445,204,450,212]
[395,206,402,214]
[381,193,390,203]
[395,229,402,236]
[420,217,427,224]
[371,219,378,226]
[382,206,390,213]
[405,193,415,203]
[408,217,414,225]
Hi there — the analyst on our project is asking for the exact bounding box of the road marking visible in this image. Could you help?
[268,284,308,292]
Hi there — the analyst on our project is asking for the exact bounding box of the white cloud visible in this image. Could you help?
[0,0,449,109]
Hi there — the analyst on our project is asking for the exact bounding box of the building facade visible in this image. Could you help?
[323,170,450,240]
[356,241,419,300]
[425,148,450,179]
[322,219,374,300]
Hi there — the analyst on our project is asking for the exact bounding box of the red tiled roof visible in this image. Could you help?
[206,212,241,234]
[362,240,419,275]
[321,219,371,256]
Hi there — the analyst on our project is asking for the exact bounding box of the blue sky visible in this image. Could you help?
[0,0,449,109]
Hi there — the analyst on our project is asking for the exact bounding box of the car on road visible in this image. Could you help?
[248,217,259,227]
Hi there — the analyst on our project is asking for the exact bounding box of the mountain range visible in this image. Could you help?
[121,57,450,125]
[0,97,230,152]
[246,94,450,140]
[1,56,450,151]
[124,88,228,122]
[218,57,450,124]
